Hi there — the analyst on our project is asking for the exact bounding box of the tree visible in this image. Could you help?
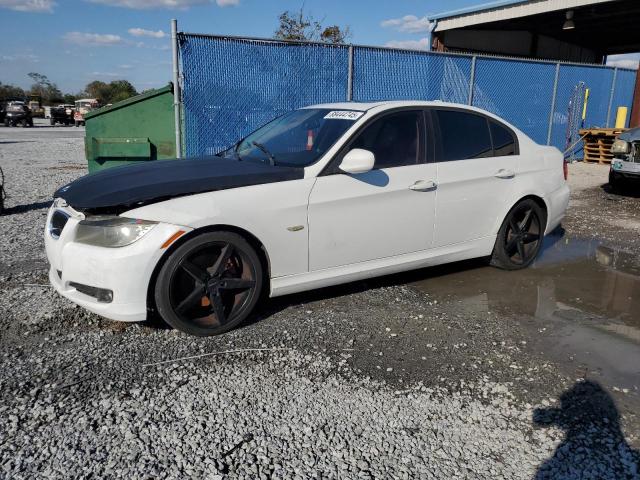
[319,25,351,44]
[108,80,137,103]
[274,8,351,44]
[0,82,26,102]
[82,79,138,104]
[27,72,63,104]
[84,80,111,103]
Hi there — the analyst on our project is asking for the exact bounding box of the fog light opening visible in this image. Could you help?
[68,282,114,304]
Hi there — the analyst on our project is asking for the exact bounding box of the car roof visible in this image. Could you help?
[303,100,526,140]
[305,100,492,114]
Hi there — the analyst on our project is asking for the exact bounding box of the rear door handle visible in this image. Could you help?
[409,180,437,191]
[494,169,515,179]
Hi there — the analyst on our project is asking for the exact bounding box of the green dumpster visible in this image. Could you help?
[85,84,176,173]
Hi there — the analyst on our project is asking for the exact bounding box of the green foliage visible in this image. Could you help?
[1,73,139,106]
[82,79,138,104]
[0,82,26,102]
[274,9,351,44]
[27,72,63,104]
[319,25,351,44]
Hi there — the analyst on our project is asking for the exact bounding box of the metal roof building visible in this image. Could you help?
[429,0,640,126]
[430,0,640,64]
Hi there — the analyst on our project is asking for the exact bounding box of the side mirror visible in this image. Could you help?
[339,149,375,174]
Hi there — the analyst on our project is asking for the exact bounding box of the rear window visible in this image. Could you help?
[490,121,517,156]
[435,110,493,161]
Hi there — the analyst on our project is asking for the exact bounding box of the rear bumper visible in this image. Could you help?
[544,183,570,234]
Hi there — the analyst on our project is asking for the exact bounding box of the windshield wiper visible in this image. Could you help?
[252,141,277,166]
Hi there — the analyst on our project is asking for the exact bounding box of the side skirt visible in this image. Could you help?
[269,236,496,298]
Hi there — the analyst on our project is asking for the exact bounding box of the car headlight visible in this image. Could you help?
[75,216,157,248]
[611,139,630,154]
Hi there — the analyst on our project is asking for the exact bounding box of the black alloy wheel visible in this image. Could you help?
[491,199,545,270]
[155,231,263,336]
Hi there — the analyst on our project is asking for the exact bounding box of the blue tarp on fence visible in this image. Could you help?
[178,34,637,158]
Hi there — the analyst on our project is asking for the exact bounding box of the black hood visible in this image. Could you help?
[55,156,303,213]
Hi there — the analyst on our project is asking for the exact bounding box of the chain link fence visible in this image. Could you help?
[177,32,637,158]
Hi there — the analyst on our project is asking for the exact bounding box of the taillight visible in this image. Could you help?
[563,161,568,181]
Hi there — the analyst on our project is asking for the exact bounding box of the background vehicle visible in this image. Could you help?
[73,98,99,127]
[46,101,569,336]
[4,102,33,127]
[0,104,5,124]
[50,104,75,126]
[610,128,640,191]
[28,95,45,118]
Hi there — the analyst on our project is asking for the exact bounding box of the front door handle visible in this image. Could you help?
[409,180,437,191]
[494,169,516,179]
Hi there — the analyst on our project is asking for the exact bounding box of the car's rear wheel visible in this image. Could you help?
[154,231,263,336]
[490,199,545,270]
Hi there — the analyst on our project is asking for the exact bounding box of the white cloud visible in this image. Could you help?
[118,64,134,69]
[606,53,639,70]
[0,0,55,12]
[0,53,39,62]
[381,15,431,34]
[86,0,237,9]
[89,71,120,77]
[385,38,429,51]
[63,32,123,46]
[134,41,170,50]
[128,27,166,38]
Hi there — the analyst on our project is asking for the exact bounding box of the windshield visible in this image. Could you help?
[232,108,362,167]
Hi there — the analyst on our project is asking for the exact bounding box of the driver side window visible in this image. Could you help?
[350,111,423,169]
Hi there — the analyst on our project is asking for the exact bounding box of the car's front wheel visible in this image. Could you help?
[490,199,545,270]
[154,231,263,336]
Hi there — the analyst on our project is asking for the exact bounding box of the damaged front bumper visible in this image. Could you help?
[45,202,191,322]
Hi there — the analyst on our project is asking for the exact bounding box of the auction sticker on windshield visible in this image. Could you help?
[324,111,364,120]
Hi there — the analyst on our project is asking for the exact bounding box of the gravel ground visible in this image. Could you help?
[1,122,639,479]
[564,162,640,251]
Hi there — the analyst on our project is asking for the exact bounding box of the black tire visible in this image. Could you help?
[490,199,545,270]
[154,231,263,336]
[609,170,622,192]
[3,119,8,127]
[74,121,79,127]
[21,119,28,128]
[50,117,55,126]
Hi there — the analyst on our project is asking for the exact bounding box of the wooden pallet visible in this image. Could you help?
[579,128,627,164]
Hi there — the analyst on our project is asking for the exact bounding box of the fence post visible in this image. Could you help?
[347,45,354,101]
[606,67,618,128]
[171,18,182,158]
[547,63,560,146]
[468,56,476,105]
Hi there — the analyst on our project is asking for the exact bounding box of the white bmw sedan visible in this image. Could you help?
[46,101,570,336]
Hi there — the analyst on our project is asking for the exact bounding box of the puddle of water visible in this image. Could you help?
[410,230,640,392]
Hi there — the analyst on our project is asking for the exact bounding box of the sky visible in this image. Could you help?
[0,0,638,94]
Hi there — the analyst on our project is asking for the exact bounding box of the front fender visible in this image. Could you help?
[122,179,316,278]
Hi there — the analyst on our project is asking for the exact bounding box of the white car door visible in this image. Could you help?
[431,108,519,248]
[308,110,437,271]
